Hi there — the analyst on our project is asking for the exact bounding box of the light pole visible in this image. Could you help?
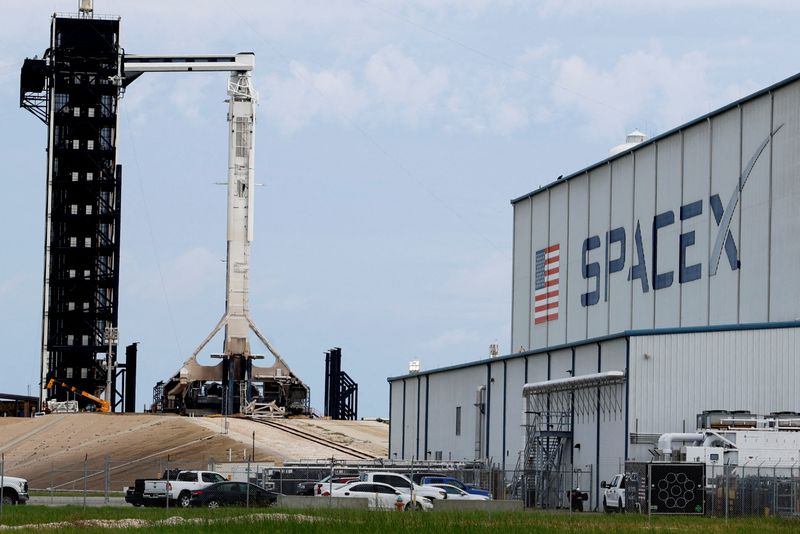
[104,326,118,406]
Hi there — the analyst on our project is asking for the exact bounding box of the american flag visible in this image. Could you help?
[534,244,560,324]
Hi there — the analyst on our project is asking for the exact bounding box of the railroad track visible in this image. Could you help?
[252,419,376,460]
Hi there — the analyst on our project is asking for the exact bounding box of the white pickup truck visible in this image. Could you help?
[1,476,29,505]
[600,474,627,513]
[141,470,228,508]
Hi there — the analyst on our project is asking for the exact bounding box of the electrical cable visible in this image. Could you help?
[120,105,184,357]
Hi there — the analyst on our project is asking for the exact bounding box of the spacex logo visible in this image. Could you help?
[579,125,782,307]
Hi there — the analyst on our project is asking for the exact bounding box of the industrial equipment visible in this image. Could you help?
[21,3,309,416]
[324,348,358,420]
[46,378,110,413]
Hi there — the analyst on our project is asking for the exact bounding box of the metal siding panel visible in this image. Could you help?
[597,338,627,494]
[769,83,800,321]
[504,359,527,460]
[708,108,741,324]
[600,337,627,371]
[488,361,505,462]
[739,96,772,323]
[549,348,573,382]
[629,328,800,445]
[512,199,533,351]
[608,156,634,334]
[390,381,405,456]
[425,367,489,462]
[654,134,682,327]
[571,344,598,487]
[528,352,549,383]
[587,166,611,339]
[404,378,419,458]
[531,193,551,349]
[680,121,711,326]
[631,144,656,329]
[567,175,589,343]
[548,185,569,345]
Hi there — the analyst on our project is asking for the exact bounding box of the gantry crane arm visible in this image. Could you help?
[46,378,110,413]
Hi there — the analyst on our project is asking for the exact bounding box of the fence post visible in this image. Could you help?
[246,455,251,509]
[165,455,170,511]
[1,452,5,517]
[50,462,54,505]
[83,454,88,509]
[104,455,110,505]
[724,463,728,522]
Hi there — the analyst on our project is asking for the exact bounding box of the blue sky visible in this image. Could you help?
[2,1,800,415]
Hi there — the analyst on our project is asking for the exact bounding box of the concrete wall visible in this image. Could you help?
[511,78,800,351]
[433,499,524,512]
[277,495,368,509]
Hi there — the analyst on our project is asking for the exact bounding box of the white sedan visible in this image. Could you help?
[429,483,490,501]
[330,481,433,511]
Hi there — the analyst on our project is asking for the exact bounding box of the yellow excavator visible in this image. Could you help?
[45,378,111,413]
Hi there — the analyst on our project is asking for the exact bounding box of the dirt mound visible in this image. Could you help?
[0,414,387,491]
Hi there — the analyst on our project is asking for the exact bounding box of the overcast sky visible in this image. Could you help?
[2,1,800,416]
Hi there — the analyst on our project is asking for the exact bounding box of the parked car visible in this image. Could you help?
[420,476,491,498]
[126,469,228,507]
[314,475,360,496]
[358,472,446,501]
[189,482,278,508]
[428,483,490,501]
[601,474,627,513]
[330,481,433,511]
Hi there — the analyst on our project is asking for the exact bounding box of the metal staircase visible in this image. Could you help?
[527,410,572,508]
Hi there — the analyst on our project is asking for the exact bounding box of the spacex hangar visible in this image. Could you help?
[388,70,800,507]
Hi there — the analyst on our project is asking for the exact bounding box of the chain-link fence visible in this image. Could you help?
[703,464,800,517]
[505,467,594,510]
[620,462,800,517]
[0,454,504,514]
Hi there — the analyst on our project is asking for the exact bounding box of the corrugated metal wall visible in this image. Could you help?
[388,336,629,502]
[512,79,800,351]
[628,328,800,440]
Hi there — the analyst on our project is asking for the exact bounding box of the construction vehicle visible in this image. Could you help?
[45,378,110,413]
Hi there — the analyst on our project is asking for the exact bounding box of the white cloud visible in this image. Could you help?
[365,46,448,123]
[517,41,560,64]
[551,46,716,139]
[260,62,367,134]
[169,76,216,122]
[537,0,800,16]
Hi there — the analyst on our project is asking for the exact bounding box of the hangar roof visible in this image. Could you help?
[387,320,800,382]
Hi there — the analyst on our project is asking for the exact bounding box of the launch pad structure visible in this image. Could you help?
[20,2,309,416]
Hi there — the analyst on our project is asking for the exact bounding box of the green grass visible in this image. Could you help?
[0,506,799,533]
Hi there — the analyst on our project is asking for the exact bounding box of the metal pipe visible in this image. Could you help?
[656,433,704,455]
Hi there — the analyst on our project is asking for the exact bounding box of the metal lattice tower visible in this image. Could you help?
[21,14,123,408]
